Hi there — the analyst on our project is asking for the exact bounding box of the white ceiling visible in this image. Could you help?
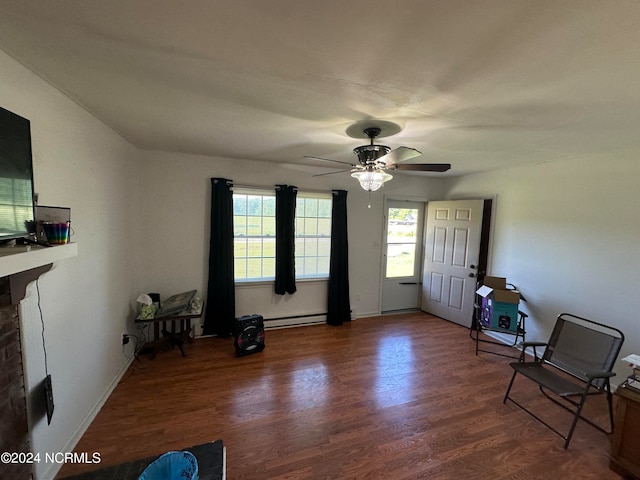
[1,0,639,177]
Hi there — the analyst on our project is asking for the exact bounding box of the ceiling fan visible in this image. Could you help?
[305,126,451,192]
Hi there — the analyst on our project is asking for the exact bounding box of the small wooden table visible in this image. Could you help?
[610,384,640,479]
[134,303,204,358]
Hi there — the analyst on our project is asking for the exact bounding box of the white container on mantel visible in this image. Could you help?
[0,243,78,278]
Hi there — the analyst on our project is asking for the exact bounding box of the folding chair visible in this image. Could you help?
[503,313,624,448]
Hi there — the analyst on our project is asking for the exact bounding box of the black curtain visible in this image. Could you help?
[203,178,235,336]
[275,185,297,295]
[327,190,351,326]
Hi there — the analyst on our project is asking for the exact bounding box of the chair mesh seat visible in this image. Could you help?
[510,362,585,396]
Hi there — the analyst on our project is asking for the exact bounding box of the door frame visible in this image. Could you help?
[477,198,494,285]
[378,195,496,317]
[379,195,429,314]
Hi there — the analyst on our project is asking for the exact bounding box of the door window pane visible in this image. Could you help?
[386,207,419,278]
[386,244,416,277]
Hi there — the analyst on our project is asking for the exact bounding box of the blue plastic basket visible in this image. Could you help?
[138,450,198,480]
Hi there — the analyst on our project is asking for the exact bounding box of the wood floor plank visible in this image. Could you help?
[57,313,621,479]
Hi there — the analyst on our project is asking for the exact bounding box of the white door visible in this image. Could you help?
[421,200,484,327]
[381,200,425,312]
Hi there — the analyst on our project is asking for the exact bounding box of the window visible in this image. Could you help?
[233,189,332,281]
[233,189,276,281]
[385,207,420,278]
[295,194,332,279]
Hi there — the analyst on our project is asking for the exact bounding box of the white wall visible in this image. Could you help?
[1,50,142,479]
[7,35,638,478]
[444,152,640,383]
[136,150,448,324]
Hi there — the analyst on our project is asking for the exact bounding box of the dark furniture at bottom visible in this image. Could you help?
[59,440,224,480]
[610,385,640,479]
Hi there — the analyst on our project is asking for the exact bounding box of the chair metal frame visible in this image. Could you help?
[503,313,625,448]
[469,282,528,359]
[470,306,527,359]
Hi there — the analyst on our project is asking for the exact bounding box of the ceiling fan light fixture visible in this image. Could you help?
[353,144,391,164]
[351,169,393,192]
[306,123,448,199]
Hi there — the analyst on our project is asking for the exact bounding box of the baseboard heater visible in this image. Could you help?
[196,312,327,337]
[263,312,327,329]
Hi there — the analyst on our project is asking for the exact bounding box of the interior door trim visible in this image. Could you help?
[379,195,430,314]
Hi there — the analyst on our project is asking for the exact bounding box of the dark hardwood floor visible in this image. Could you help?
[57,312,621,479]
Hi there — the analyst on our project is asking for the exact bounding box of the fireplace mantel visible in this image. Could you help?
[0,243,78,303]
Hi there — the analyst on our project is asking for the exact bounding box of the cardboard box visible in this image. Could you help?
[476,276,520,332]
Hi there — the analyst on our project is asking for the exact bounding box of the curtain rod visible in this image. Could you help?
[230,183,335,195]
[231,184,296,191]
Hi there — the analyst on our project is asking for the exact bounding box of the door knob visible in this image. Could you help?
[470,264,477,269]
[469,273,476,278]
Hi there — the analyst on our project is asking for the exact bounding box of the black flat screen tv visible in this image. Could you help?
[0,105,35,242]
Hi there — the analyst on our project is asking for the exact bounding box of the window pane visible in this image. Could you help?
[263,238,275,257]
[233,195,247,215]
[263,216,275,236]
[318,199,332,217]
[317,256,330,273]
[317,238,331,256]
[386,244,416,278]
[234,238,247,258]
[246,258,262,278]
[317,218,331,236]
[247,216,262,236]
[304,198,318,216]
[235,258,247,279]
[304,217,317,236]
[304,257,318,275]
[247,196,262,215]
[263,197,276,216]
[304,238,318,257]
[262,258,275,278]
[247,238,262,257]
[233,216,247,236]
[387,208,419,244]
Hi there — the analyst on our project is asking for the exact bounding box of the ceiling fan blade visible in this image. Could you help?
[312,168,353,177]
[304,155,356,167]
[378,146,422,166]
[392,163,452,173]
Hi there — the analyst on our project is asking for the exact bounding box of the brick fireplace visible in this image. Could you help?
[0,276,31,479]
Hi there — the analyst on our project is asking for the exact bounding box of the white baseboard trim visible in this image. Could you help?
[484,330,521,348]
